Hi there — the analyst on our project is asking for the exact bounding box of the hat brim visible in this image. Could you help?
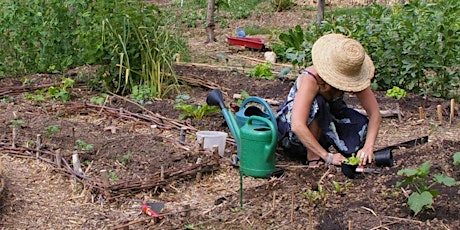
[312,34,375,92]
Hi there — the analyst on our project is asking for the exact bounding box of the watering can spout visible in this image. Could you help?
[206,89,241,143]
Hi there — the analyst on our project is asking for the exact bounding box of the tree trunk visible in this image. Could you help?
[317,0,325,25]
[205,0,216,43]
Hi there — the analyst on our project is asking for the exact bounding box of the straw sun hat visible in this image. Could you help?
[312,33,375,92]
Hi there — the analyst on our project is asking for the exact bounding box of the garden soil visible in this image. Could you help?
[1,1,459,229]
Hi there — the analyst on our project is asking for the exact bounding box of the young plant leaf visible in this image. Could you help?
[408,191,433,216]
[433,174,458,187]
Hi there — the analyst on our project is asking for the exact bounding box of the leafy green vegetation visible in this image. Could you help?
[24,77,75,102]
[342,153,361,166]
[45,125,59,138]
[248,62,275,80]
[174,103,220,120]
[0,1,187,100]
[303,184,327,205]
[9,119,25,128]
[74,140,94,151]
[386,86,407,99]
[454,152,460,165]
[118,151,133,166]
[396,161,459,216]
[90,94,109,105]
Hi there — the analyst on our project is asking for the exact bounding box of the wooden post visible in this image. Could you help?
[317,0,325,25]
[12,112,18,148]
[418,107,425,121]
[196,158,203,181]
[212,145,219,165]
[36,134,42,162]
[205,0,216,43]
[100,169,110,187]
[179,127,187,145]
[437,104,443,122]
[55,149,62,168]
[72,153,83,175]
[160,166,164,181]
[449,99,455,125]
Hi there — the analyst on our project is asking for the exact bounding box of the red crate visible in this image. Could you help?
[227,36,265,50]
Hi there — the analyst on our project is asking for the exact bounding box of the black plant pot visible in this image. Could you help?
[341,163,358,179]
[374,148,394,167]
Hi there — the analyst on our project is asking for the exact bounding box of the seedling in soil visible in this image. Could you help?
[109,171,119,182]
[396,161,459,216]
[303,184,327,205]
[118,151,133,166]
[9,119,25,128]
[174,102,219,120]
[332,180,352,196]
[90,93,109,105]
[74,140,94,151]
[45,125,59,138]
[454,152,460,165]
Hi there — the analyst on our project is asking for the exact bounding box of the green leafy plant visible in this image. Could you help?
[386,86,407,99]
[90,94,109,105]
[302,184,328,205]
[9,119,25,128]
[109,171,119,182]
[174,102,219,120]
[102,4,186,99]
[342,153,361,166]
[332,180,352,196]
[24,91,46,102]
[234,90,250,106]
[248,62,275,80]
[24,78,75,102]
[454,152,460,165]
[74,140,94,151]
[129,85,156,105]
[396,161,459,216]
[118,151,133,166]
[45,125,59,138]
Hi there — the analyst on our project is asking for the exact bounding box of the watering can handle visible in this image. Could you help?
[240,97,278,131]
[247,116,277,160]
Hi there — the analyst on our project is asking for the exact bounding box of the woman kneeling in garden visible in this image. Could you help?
[276,33,382,167]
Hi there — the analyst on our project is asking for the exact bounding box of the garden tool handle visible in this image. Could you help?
[240,97,278,131]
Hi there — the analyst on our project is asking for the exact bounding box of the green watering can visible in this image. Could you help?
[206,89,277,178]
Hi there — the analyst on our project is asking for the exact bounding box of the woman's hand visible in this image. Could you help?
[357,147,374,166]
[333,154,345,166]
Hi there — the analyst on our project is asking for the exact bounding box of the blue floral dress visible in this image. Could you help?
[276,70,368,158]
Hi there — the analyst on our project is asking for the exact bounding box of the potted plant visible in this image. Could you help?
[341,154,361,179]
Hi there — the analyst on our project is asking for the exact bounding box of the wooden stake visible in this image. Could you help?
[418,107,425,121]
[212,145,219,165]
[72,153,83,175]
[196,157,203,181]
[179,127,187,145]
[36,134,42,162]
[100,169,110,187]
[160,166,164,181]
[55,149,62,168]
[396,103,402,122]
[449,99,455,125]
[437,104,443,122]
